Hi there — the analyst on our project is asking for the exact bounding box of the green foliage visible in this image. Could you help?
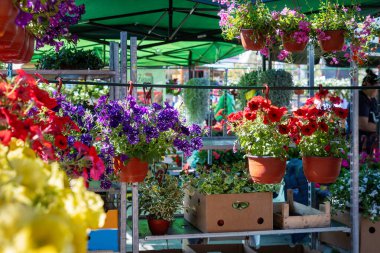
[181,161,280,195]
[221,1,275,41]
[258,69,294,108]
[36,47,105,70]
[329,153,380,221]
[236,115,290,158]
[275,8,309,34]
[39,83,109,105]
[237,70,260,110]
[183,78,210,124]
[139,174,184,221]
[197,149,245,167]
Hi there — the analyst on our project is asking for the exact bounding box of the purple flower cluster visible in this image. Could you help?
[15,0,85,50]
[95,95,204,161]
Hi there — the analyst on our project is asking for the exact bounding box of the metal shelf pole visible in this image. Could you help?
[132,183,139,253]
[119,182,127,253]
[350,57,360,253]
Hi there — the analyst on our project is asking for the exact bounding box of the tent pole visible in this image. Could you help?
[350,54,360,253]
[130,37,138,97]
[307,44,314,97]
[120,32,128,98]
[109,42,120,100]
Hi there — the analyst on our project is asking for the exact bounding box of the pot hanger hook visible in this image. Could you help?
[55,77,63,94]
[319,84,323,93]
[263,83,269,99]
[128,81,134,96]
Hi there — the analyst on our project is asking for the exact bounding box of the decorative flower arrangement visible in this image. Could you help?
[181,161,280,195]
[15,0,85,50]
[311,1,376,64]
[0,71,105,182]
[272,7,311,57]
[214,0,275,53]
[329,151,380,221]
[228,95,289,158]
[289,87,349,158]
[0,140,105,252]
[94,95,203,176]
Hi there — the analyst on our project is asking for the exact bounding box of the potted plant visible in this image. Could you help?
[183,78,210,124]
[94,95,203,183]
[288,87,349,183]
[227,94,290,184]
[273,7,310,52]
[140,172,184,235]
[216,0,275,51]
[181,161,280,232]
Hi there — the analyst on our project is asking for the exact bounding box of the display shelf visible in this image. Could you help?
[133,217,350,242]
[200,136,236,150]
[0,69,116,80]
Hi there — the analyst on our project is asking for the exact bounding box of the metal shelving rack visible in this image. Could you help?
[6,31,361,253]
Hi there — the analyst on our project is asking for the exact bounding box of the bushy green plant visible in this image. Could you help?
[258,69,294,108]
[329,151,380,221]
[140,174,184,221]
[181,161,280,195]
[237,70,261,110]
[183,78,210,124]
[311,1,351,32]
[36,47,105,70]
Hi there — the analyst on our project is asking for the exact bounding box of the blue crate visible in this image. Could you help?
[87,229,118,252]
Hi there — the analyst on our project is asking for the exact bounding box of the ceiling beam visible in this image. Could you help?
[83,8,168,23]
[169,3,200,40]
[175,9,219,19]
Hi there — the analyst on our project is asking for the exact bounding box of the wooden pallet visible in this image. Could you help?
[273,189,330,229]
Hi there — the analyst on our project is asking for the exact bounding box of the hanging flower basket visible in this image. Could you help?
[302,156,342,183]
[247,156,286,184]
[319,30,345,52]
[281,32,308,52]
[240,29,266,51]
[114,157,149,183]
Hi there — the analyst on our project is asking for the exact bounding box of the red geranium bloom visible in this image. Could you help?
[294,107,308,118]
[247,96,265,111]
[267,106,286,123]
[0,130,12,146]
[55,135,68,150]
[315,88,329,100]
[332,107,349,119]
[324,144,331,153]
[227,111,243,123]
[301,124,316,136]
[329,95,342,105]
[244,110,257,121]
[319,121,329,132]
[308,120,318,132]
[278,124,289,134]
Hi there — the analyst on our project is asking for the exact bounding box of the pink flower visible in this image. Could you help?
[330,58,339,65]
[277,50,289,61]
[342,44,348,51]
[260,47,269,57]
[342,159,349,168]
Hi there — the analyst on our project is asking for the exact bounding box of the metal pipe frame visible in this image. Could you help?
[169,3,200,40]
[132,183,139,253]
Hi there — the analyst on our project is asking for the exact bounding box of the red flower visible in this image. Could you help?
[244,110,257,121]
[247,96,265,111]
[267,106,286,123]
[332,107,349,119]
[0,130,12,146]
[283,145,289,151]
[329,95,342,105]
[324,144,331,153]
[55,135,68,150]
[215,109,225,117]
[305,97,315,105]
[278,124,289,134]
[301,124,316,136]
[227,111,243,123]
[32,86,58,110]
[294,107,308,118]
[308,120,318,132]
[315,88,329,100]
[319,121,329,132]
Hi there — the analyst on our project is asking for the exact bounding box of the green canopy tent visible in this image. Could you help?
[31,0,380,67]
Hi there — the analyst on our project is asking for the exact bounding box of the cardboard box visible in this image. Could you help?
[184,191,273,232]
[252,245,320,253]
[102,209,118,229]
[184,244,256,253]
[319,211,380,253]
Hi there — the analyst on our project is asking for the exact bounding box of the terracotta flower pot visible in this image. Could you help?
[147,217,170,235]
[281,32,308,52]
[0,0,18,37]
[113,156,149,183]
[294,89,305,95]
[14,33,35,63]
[302,156,342,183]
[247,156,286,184]
[319,30,345,52]
[240,29,266,51]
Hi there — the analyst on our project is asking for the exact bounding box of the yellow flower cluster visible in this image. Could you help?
[0,139,105,253]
